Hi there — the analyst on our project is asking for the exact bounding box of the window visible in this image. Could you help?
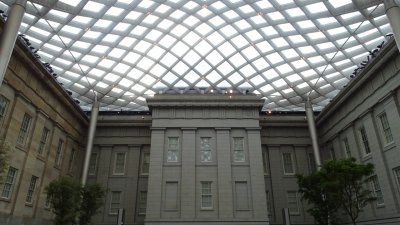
[110,191,122,214]
[37,127,49,155]
[141,152,150,174]
[88,152,98,175]
[379,112,393,144]
[0,96,9,121]
[201,181,212,209]
[113,152,126,175]
[359,126,371,155]
[330,148,336,160]
[16,113,31,145]
[138,191,147,215]
[308,153,317,172]
[167,137,179,162]
[394,167,400,194]
[26,176,38,204]
[68,148,76,173]
[262,149,269,174]
[266,191,272,216]
[287,191,299,215]
[45,193,51,208]
[55,139,64,166]
[1,167,17,199]
[282,152,295,175]
[370,175,384,205]
[200,137,212,162]
[233,137,245,162]
[235,181,249,210]
[342,138,351,158]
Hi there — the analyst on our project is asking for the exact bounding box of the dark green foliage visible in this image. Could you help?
[45,177,105,225]
[297,158,376,225]
[0,140,12,181]
[45,177,82,225]
[79,183,105,225]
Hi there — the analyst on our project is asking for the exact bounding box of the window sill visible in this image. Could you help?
[383,142,395,151]
[361,154,372,161]
[0,197,11,202]
[36,155,46,162]
[376,204,386,208]
[25,202,33,207]
[200,208,214,211]
[15,144,27,152]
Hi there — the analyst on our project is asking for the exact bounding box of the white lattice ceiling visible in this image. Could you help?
[0,0,394,111]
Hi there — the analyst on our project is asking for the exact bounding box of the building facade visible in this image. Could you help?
[1,19,400,225]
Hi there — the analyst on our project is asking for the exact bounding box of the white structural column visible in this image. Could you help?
[305,98,322,167]
[181,128,196,218]
[384,0,400,52]
[81,97,100,185]
[146,128,165,221]
[216,128,234,219]
[246,128,269,221]
[0,0,27,86]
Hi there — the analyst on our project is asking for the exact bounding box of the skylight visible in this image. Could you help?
[8,0,390,111]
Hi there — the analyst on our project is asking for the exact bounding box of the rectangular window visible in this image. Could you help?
[266,190,272,216]
[200,137,212,162]
[1,167,17,199]
[37,127,49,155]
[113,152,126,175]
[141,152,150,174]
[330,148,336,160]
[16,113,31,145]
[88,152,98,175]
[25,176,38,204]
[394,167,400,194]
[359,126,371,155]
[110,191,121,214]
[308,153,317,172]
[138,191,147,215]
[287,191,299,215]
[282,152,295,175]
[233,137,245,162]
[167,137,179,162]
[342,138,351,158]
[379,112,393,144]
[201,181,212,209]
[370,175,384,205]
[165,181,178,210]
[262,149,269,174]
[55,139,64,166]
[45,193,51,208]
[235,181,249,210]
[68,148,76,173]
[0,96,9,121]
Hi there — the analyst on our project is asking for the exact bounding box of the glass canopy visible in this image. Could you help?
[0,0,394,111]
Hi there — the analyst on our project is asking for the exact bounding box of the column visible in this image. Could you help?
[384,0,400,52]
[0,0,27,86]
[247,128,269,221]
[216,128,234,219]
[81,97,99,185]
[305,98,322,168]
[146,128,165,221]
[181,128,196,218]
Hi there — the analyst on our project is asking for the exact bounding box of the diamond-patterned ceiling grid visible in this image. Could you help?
[0,0,394,111]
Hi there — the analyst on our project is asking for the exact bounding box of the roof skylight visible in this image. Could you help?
[8,0,390,111]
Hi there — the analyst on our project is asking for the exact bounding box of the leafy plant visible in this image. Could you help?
[297,158,376,225]
[0,140,12,181]
[45,177,105,225]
